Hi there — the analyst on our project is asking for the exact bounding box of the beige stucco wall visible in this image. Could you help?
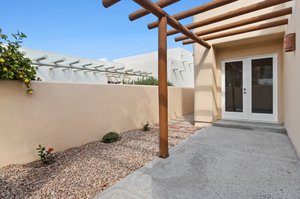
[0,81,194,167]
[283,0,300,157]
[193,0,291,126]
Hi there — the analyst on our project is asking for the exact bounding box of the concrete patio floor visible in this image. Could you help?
[95,126,300,199]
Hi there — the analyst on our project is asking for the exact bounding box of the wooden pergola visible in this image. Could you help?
[101,0,292,158]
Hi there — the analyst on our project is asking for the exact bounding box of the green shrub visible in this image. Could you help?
[102,132,121,143]
[0,29,40,94]
[134,77,158,85]
[123,77,173,86]
[143,122,150,131]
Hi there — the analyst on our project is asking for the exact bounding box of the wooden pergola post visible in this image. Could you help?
[158,16,169,158]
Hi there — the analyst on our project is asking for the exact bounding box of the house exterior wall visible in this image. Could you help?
[283,0,300,157]
[0,81,194,168]
[114,48,194,87]
[193,0,299,157]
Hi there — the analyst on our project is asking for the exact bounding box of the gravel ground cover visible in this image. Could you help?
[0,118,199,199]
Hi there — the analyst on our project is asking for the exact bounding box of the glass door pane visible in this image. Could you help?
[225,61,243,112]
[251,58,273,114]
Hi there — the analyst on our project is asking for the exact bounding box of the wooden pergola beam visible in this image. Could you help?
[167,14,211,48]
[133,0,164,17]
[148,0,238,30]
[175,7,292,42]
[168,0,292,36]
[102,0,121,8]
[183,18,289,45]
[133,0,211,48]
[129,0,180,21]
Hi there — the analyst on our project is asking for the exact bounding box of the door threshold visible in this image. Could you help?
[213,120,286,134]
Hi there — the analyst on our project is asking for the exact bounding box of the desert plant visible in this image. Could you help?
[143,122,150,131]
[36,145,54,164]
[0,29,39,94]
[102,132,121,143]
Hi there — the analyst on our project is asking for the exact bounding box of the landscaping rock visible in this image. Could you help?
[0,123,199,199]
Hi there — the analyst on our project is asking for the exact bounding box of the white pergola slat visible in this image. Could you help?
[31,56,151,77]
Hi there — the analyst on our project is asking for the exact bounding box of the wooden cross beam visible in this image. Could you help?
[102,0,121,8]
[168,0,293,36]
[148,0,238,30]
[175,7,293,42]
[133,0,211,48]
[129,0,180,21]
[183,18,289,44]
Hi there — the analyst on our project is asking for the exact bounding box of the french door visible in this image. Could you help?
[221,54,278,123]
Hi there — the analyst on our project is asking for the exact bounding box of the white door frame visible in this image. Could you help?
[221,59,248,120]
[221,54,278,123]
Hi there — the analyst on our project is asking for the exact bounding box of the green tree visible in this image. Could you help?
[0,29,39,94]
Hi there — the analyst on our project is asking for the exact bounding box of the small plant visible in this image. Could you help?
[143,122,150,131]
[0,28,40,94]
[36,145,54,164]
[101,132,121,143]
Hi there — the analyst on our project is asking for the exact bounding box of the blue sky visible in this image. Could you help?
[0,0,210,60]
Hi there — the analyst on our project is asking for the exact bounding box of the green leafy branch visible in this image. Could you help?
[0,29,40,94]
